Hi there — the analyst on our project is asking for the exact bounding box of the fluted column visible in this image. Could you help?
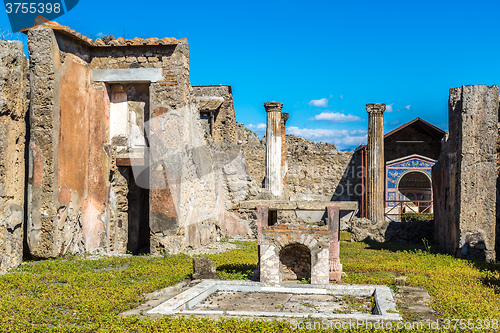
[366,103,385,223]
[281,112,289,200]
[264,102,284,198]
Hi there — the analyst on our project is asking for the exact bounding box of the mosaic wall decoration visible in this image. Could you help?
[386,156,435,208]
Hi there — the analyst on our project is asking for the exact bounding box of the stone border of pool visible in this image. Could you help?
[147,280,402,321]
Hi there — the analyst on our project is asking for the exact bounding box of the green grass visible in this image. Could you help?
[340,231,351,242]
[1,240,499,332]
[401,212,434,222]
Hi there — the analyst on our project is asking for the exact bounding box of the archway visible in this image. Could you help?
[398,171,432,213]
[279,243,311,281]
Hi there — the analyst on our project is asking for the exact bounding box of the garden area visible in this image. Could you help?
[1,238,499,332]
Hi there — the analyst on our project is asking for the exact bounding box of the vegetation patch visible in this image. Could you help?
[401,212,434,222]
[1,240,499,332]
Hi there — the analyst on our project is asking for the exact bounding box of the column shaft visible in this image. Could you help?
[264,102,284,198]
[366,103,386,223]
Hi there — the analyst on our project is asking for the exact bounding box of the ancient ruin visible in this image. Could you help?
[0,17,499,276]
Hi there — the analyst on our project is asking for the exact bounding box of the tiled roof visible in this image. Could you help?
[21,16,180,47]
[198,100,223,111]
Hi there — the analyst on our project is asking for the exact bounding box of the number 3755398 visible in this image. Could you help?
[6,2,61,14]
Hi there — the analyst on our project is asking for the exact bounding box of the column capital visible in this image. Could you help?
[264,101,284,112]
[366,103,386,114]
[281,112,289,124]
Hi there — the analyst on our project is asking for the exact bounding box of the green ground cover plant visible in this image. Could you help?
[400,213,434,222]
[0,239,498,332]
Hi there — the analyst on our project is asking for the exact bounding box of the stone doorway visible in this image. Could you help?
[126,166,150,255]
[279,243,311,281]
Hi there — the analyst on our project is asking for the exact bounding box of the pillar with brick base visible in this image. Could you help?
[264,102,284,198]
[327,206,342,281]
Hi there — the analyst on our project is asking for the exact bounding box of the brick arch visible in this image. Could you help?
[279,243,311,281]
[260,225,330,284]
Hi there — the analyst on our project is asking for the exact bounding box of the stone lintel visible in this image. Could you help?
[366,103,386,114]
[264,101,283,112]
[239,200,358,211]
[92,68,163,83]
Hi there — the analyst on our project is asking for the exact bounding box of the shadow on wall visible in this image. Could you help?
[384,220,434,244]
[331,153,362,221]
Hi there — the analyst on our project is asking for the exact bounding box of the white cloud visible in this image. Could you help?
[386,103,394,112]
[309,112,362,123]
[339,95,344,99]
[287,126,367,150]
[246,123,266,131]
[96,32,104,38]
[404,105,411,110]
[308,98,329,107]
[390,120,401,126]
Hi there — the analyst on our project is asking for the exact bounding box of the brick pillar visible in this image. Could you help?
[327,206,342,281]
[281,113,289,200]
[264,102,284,198]
[254,205,269,280]
[366,103,385,224]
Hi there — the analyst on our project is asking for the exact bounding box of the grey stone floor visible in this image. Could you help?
[192,291,373,314]
[121,280,438,323]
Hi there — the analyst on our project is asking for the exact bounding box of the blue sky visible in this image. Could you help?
[2,0,500,150]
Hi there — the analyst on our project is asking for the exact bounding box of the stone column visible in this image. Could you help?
[366,103,386,224]
[327,206,342,281]
[281,113,289,200]
[264,102,283,198]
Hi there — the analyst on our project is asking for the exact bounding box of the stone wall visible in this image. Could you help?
[192,85,238,144]
[433,85,499,261]
[240,134,355,198]
[350,218,433,244]
[233,131,360,230]
[25,23,233,258]
[0,41,28,272]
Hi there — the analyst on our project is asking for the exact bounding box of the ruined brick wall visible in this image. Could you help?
[25,23,248,257]
[433,85,498,261]
[144,41,232,254]
[192,85,238,144]
[0,41,28,271]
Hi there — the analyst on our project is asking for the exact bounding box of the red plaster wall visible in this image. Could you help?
[81,84,110,251]
[57,59,90,204]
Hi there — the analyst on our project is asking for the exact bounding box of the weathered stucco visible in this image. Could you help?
[0,40,28,272]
